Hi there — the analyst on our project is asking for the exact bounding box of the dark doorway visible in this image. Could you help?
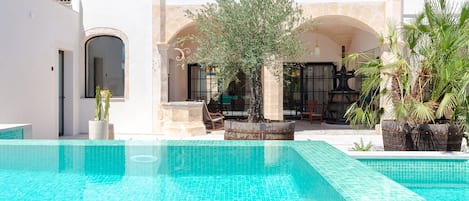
[283,63,336,119]
[58,50,65,136]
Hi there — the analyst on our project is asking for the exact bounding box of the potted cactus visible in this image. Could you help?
[88,86,112,140]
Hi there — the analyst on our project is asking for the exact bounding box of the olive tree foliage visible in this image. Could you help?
[181,0,309,122]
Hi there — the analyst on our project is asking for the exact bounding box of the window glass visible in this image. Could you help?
[85,36,125,97]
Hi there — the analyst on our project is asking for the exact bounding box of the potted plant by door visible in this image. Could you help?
[181,0,310,140]
[345,0,468,151]
[89,86,112,140]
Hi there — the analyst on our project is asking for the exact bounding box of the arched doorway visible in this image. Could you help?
[284,15,380,123]
[168,23,250,118]
[85,36,125,97]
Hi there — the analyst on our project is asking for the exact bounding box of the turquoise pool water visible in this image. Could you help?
[0,140,422,200]
[360,158,469,201]
[0,128,23,139]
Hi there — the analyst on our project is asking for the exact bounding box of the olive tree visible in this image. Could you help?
[183,0,308,122]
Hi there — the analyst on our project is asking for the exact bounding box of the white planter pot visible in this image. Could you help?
[88,120,109,140]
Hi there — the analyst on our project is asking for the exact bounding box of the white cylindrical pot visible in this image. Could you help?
[88,120,109,140]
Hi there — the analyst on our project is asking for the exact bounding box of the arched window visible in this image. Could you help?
[85,36,125,97]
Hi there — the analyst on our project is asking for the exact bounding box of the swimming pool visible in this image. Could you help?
[0,127,23,139]
[0,140,422,200]
[359,156,469,201]
[0,124,32,139]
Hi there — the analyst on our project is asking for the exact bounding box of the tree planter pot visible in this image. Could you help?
[381,120,463,151]
[224,120,295,140]
[89,120,109,140]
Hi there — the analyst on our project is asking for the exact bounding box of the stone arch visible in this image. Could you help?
[83,27,130,99]
[165,22,199,101]
[83,27,129,45]
[294,14,381,62]
[166,22,200,61]
[167,21,198,45]
[301,2,385,35]
[312,15,379,38]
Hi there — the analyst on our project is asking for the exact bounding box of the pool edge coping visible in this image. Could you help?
[347,151,469,159]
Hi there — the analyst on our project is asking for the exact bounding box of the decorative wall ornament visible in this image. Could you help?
[174,47,191,69]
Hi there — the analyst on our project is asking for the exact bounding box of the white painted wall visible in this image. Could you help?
[0,0,80,139]
[64,50,79,137]
[403,0,467,15]
[349,29,379,54]
[80,0,153,134]
[297,32,341,63]
[403,0,468,23]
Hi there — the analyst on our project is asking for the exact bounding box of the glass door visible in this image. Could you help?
[283,63,335,119]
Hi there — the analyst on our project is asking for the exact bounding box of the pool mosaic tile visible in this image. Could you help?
[0,128,23,139]
[360,158,469,201]
[291,141,424,201]
[360,158,469,184]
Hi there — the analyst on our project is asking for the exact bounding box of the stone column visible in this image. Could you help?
[385,0,403,24]
[377,0,402,134]
[263,65,284,121]
[152,0,169,133]
[152,43,170,133]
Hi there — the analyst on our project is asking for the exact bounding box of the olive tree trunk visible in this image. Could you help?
[247,68,264,123]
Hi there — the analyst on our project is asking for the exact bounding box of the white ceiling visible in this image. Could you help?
[312,15,377,48]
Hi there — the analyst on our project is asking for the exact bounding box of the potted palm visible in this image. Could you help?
[345,0,469,151]
[88,86,112,140]
[181,0,309,140]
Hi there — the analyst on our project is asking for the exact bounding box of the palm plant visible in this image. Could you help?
[345,0,468,150]
[352,138,374,151]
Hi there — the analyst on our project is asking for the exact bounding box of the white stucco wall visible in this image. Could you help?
[403,0,468,23]
[0,0,80,139]
[298,32,341,63]
[80,0,153,134]
[349,29,379,53]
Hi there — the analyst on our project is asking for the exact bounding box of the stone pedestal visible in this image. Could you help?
[161,101,206,136]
